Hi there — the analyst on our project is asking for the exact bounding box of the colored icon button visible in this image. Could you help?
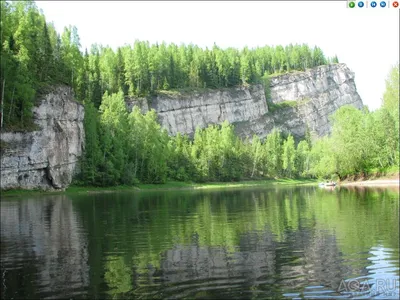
[358,1,364,7]
[380,1,386,7]
[393,1,399,7]
[371,1,377,7]
[349,1,356,7]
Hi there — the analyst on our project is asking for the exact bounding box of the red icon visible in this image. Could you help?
[393,1,399,7]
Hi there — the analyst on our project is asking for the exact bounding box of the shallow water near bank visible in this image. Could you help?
[1,185,399,299]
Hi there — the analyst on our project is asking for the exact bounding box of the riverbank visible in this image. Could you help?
[340,179,399,187]
[135,178,316,191]
[1,178,316,197]
[3,176,398,198]
[338,173,399,187]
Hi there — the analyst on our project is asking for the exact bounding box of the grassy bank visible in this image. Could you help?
[135,178,316,191]
[1,178,316,197]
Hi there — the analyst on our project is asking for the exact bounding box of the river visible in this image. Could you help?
[1,185,399,299]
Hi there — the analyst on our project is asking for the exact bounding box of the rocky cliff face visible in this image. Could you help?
[0,86,84,190]
[127,84,268,137]
[268,63,364,138]
[0,64,362,190]
[126,63,363,140]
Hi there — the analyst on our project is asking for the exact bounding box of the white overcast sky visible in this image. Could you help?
[35,1,399,110]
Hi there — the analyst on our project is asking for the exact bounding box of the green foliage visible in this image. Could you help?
[80,101,102,186]
[1,1,337,132]
[282,134,296,177]
[179,121,243,182]
[304,124,312,148]
[305,65,399,179]
[382,63,399,113]
[5,1,397,185]
[69,186,398,296]
[295,140,310,177]
[261,72,271,101]
[268,100,298,113]
[308,137,337,179]
[0,1,81,130]
[308,91,399,179]
[264,128,283,178]
[104,256,132,297]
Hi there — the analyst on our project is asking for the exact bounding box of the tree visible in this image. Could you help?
[382,63,399,128]
[282,134,296,177]
[89,45,102,108]
[262,72,271,102]
[295,140,310,177]
[219,121,241,181]
[60,25,82,87]
[98,90,129,185]
[264,128,282,177]
[80,101,102,185]
[250,135,263,178]
[309,137,337,179]
[304,124,312,148]
[330,105,366,177]
[312,46,326,67]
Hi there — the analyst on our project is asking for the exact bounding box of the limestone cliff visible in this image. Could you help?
[126,63,363,140]
[0,64,362,191]
[0,86,84,190]
[268,63,364,138]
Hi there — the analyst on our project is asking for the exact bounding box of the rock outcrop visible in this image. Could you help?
[0,86,84,190]
[0,64,363,190]
[126,63,364,140]
[268,63,364,138]
[126,84,268,137]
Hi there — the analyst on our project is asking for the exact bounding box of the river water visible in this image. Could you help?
[1,185,399,299]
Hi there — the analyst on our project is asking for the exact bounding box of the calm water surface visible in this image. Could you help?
[1,186,399,299]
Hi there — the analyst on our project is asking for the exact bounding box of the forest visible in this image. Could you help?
[0,1,338,130]
[79,79,399,186]
[1,1,398,186]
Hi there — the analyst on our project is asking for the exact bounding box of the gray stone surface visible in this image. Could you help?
[126,63,363,140]
[0,86,84,190]
[0,64,363,190]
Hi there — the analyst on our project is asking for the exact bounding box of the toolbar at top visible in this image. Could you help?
[347,0,399,7]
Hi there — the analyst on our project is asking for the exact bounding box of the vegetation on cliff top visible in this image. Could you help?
[1,0,339,131]
[1,0,398,187]
[75,63,398,186]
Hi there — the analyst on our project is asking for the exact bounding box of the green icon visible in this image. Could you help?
[349,1,356,7]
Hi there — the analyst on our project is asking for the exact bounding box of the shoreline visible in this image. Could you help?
[2,177,398,198]
[339,179,399,187]
[1,179,316,197]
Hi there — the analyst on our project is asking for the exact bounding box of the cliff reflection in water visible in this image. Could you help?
[141,228,360,298]
[0,186,398,299]
[0,196,89,299]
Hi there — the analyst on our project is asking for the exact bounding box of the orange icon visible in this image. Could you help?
[393,1,399,7]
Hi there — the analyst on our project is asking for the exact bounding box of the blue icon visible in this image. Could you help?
[380,1,386,7]
[358,1,364,7]
[371,1,377,7]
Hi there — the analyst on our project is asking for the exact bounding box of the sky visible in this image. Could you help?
[35,1,399,111]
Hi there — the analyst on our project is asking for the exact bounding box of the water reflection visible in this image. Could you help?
[340,245,400,299]
[282,244,400,299]
[0,186,398,299]
[1,196,89,299]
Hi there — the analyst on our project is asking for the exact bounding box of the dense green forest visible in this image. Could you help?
[0,0,339,130]
[78,66,399,186]
[1,1,398,186]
